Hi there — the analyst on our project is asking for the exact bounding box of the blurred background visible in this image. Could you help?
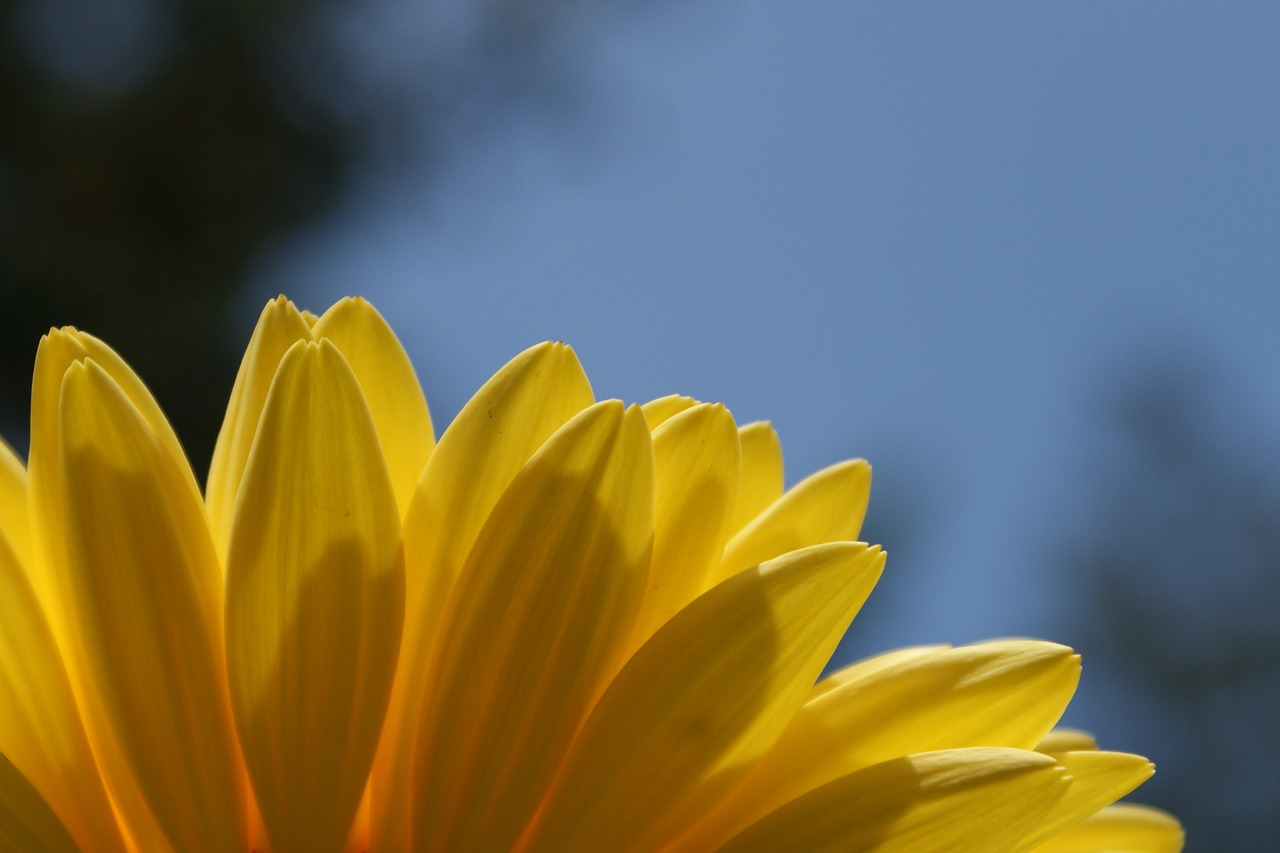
[3,1,1277,849]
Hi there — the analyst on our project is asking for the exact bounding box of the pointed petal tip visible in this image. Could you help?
[518,340,585,371]
[625,397,656,428]
[849,541,887,567]
[226,327,403,851]
[599,398,627,417]
[1037,728,1100,755]
[39,327,78,350]
[981,638,1079,657]
[840,457,871,475]
[556,340,583,361]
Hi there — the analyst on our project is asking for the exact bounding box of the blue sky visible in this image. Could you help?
[253,0,1280,706]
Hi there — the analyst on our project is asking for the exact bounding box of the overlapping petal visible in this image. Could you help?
[524,542,885,853]
[0,296,1177,853]
[1030,804,1185,853]
[729,421,784,536]
[225,340,404,852]
[0,440,31,571]
[410,401,653,851]
[370,340,593,847]
[310,297,434,515]
[59,360,246,851]
[629,402,740,648]
[716,748,1071,853]
[641,393,699,428]
[29,330,206,852]
[674,640,1082,851]
[1038,729,1101,754]
[206,296,314,560]
[0,516,122,852]
[716,458,872,584]
[1015,751,1155,851]
[207,296,430,553]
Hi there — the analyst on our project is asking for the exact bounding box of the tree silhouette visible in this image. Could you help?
[1065,359,1280,852]
[1,0,617,473]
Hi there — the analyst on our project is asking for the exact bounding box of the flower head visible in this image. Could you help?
[0,296,1181,852]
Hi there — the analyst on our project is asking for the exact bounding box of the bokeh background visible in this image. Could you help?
[3,2,1277,850]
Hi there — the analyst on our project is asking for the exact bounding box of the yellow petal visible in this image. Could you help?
[403,341,594,640]
[525,541,886,853]
[0,439,31,572]
[312,296,434,515]
[1016,751,1154,851]
[808,645,952,696]
[641,394,699,429]
[798,641,1081,760]
[0,754,79,853]
[728,421,784,536]
[676,640,1081,851]
[715,458,872,585]
[206,296,314,561]
[410,401,653,851]
[369,341,593,848]
[34,330,196,494]
[0,521,124,853]
[717,748,1071,853]
[1030,804,1185,853]
[809,644,950,699]
[225,340,404,853]
[1038,729,1100,755]
[30,328,200,624]
[628,402,740,649]
[59,359,246,850]
[28,331,208,851]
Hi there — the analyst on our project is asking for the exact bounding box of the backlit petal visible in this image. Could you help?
[728,421,784,536]
[226,340,404,853]
[1016,751,1154,851]
[1030,804,1185,853]
[716,748,1070,853]
[28,331,205,851]
[641,394,699,429]
[628,402,739,649]
[312,296,434,515]
[30,327,199,627]
[809,645,950,698]
[206,296,314,561]
[0,522,124,852]
[1038,729,1100,755]
[4,301,1176,851]
[525,542,885,853]
[370,341,593,848]
[411,401,653,851]
[676,640,1081,851]
[404,341,595,600]
[799,640,1080,759]
[59,360,246,851]
[0,440,31,571]
[716,458,871,585]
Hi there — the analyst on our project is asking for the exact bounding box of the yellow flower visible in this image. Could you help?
[0,296,1182,852]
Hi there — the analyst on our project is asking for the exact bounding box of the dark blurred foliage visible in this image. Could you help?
[0,0,358,471]
[1065,361,1280,852]
[0,0,608,474]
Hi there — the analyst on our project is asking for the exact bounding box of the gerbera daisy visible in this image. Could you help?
[0,296,1181,852]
